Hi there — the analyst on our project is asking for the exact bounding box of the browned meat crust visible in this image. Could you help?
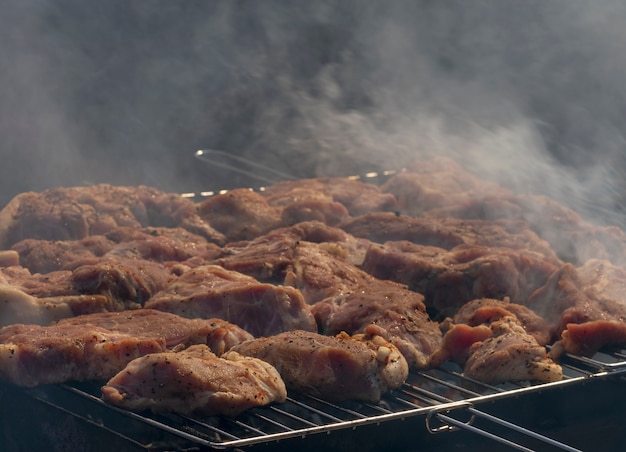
[146,264,317,337]
[453,298,552,346]
[0,184,226,248]
[197,188,282,242]
[463,317,562,384]
[340,212,559,260]
[362,241,559,318]
[381,157,510,216]
[0,310,253,387]
[102,344,286,417]
[3,156,626,394]
[261,177,398,215]
[229,330,408,402]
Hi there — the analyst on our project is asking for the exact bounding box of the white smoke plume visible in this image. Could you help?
[1,1,626,225]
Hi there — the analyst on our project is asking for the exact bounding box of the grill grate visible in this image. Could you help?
[22,348,626,451]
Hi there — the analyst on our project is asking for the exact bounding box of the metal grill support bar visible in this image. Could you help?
[426,403,583,452]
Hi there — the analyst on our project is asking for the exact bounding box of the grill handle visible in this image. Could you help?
[426,403,582,452]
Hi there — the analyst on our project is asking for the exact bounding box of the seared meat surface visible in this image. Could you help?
[4,156,626,399]
[463,317,562,384]
[197,188,282,242]
[311,279,441,369]
[0,309,252,387]
[0,266,114,326]
[0,256,177,325]
[12,235,116,274]
[381,157,510,216]
[529,260,626,357]
[0,184,226,248]
[340,212,559,260]
[229,330,408,402]
[453,298,552,346]
[261,177,398,216]
[362,241,560,318]
[102,344,286,417]
[11,227,221,274]
[70,257,176,310]
[146,264,317,337]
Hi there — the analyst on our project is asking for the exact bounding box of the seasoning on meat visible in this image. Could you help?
[102,344,287,417]
[0,309,253,387]
[453,298,552,346]
[463,317,562,384]
[228,330,408,402]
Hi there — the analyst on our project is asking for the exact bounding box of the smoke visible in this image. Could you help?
[1,1,626,225]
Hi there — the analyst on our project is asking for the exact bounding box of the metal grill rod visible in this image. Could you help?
[433,412,535,452]
[24,348,626,451]
[464,408,583,452]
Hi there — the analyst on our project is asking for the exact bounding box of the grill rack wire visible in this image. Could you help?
[23,347,626,452]
[14,156,626,451]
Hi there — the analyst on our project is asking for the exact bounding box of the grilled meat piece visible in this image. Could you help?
[463,317,562,384]
[0,256,176,326]
[311,279,441,369]
[0,309,253,387]
[11,227,221,274]
[453,298,552,346]
[284,240,375,304]
[146,264,316,337]
[362,241,560,318]
[281,199,350,227]
[70,257,176,309]
[529,260,626,357]
[261,177,398,216]
[0,184,227,248]
[340,212,559,260]
[551,320,626,358]
[381,157,510,216]
[381,157,626,266]
[428,323,492,368]
[429,299,554,370]
[0,266,115,326]
[12,235,116,274]
[0,282,110,327]
[197,188,282,242]
[228,330,408,402]
[215,221,370,281]
[215,229,298,282]
[220,225,368,299]
[102,344,286,417]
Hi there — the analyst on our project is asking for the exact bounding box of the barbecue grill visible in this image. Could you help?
[2,346,625,451]
[2,159,626,452]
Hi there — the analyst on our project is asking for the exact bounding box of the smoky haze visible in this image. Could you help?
[1,1,626,226]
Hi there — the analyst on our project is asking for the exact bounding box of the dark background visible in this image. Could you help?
[2,0,626,224]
